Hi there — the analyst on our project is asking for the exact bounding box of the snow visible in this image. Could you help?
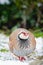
[35,37,43,56]
[0,60,29,65]
[0,33,43,65]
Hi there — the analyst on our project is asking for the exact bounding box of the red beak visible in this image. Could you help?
[21,32,28,36]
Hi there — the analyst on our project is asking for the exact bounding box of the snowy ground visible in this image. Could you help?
[0,33,43,65]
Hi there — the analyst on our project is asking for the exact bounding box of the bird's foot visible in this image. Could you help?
[18,56,26,61]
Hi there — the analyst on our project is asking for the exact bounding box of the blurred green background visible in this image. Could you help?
[0,0,43,37]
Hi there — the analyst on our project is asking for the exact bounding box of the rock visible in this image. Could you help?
[29,60,43,65]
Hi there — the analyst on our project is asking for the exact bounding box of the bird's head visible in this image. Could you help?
[18,32,29,41]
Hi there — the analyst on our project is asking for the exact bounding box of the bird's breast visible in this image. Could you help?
[12,47,34,56]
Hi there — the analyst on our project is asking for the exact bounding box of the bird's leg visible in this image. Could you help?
[18,56,26,61]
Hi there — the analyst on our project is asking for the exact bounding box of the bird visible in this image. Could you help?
[9,28,36,61]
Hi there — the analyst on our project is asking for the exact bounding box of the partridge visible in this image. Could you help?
[9,28,36,61]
